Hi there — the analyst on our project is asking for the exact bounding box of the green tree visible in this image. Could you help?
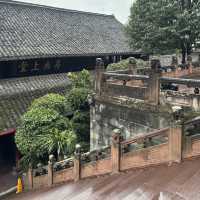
[67,69,92,89]
[65,88,90,112]
[126,0,200,63]
[15,95,76,169]
[30,93,65,114]
[65,88,90,151]
[65,70,92,151]
[72,111,90,144]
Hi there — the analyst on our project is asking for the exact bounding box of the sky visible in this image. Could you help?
[15,0,134,24]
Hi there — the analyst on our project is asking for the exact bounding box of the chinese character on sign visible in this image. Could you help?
[18,61,28,73]
[32,61,39,72]
[44,61,51,71]
[54,60,61,71]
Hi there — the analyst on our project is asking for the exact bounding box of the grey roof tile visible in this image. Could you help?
[0,73,70,131]
[0,1,134,61]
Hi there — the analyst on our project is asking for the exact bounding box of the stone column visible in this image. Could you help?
[28,164,33,190]
[187,55,193,74]
[48,155,54,187]
[171,56,178,77]
[168,126,182,163]
[111,129,121,174]
[148,58,161,105]
[95,58,105,96]
[74,144,81,182]
[128,57,137,74]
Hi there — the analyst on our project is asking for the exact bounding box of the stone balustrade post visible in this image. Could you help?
[48,155,54,187]
[28,164,33,190]
[95,58,105,95]
[111,129,121,174]
[168,126,182,163]
[187,55,193,74]
[171,56,179,76]
[128,57,137,74]
[74,144,81,182]
[148,58,161,105]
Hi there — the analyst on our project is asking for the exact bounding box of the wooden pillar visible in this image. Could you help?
[95,58,105,95]
[28,164,33,190]
[74,144,81,182]
[48,155,54,187]
[148,58,161,105]
[111,129,121,174]
[169,126,182,163]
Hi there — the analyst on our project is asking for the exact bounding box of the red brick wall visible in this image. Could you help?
[32,174,48,189]
[120,143,169,171]
[53,167,74,185]
[81,158,112,178]
[183,139,200,159]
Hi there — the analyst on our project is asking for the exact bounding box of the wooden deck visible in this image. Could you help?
[6,157,200,200]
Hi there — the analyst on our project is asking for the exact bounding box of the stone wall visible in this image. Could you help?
[120,143,169,171]
[90,98,172,150]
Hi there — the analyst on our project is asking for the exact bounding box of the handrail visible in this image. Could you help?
[103,72,149,81]
[55,157,73,165]
[160,77,200,87]
[107,70,130,74]
[121,127,169,146]
[185,116,200,125]
[82,145,110,157]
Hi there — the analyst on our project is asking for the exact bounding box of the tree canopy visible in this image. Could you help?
[126,0,200,63]
[15,70,92,169]
[15,103,76,169]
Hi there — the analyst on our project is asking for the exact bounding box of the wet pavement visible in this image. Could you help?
[4,157,200,200]
[0,166,17,193]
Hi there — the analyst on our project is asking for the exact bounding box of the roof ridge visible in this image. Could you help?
[0,0,114,17]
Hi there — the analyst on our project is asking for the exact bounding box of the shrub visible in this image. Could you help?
[15,102,76,169]
[65,88,90,111]
[67,69,92,89]
[30,93,65,114]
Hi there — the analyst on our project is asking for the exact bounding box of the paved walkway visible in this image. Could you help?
[5,158,200,200]
[0,166,17,193]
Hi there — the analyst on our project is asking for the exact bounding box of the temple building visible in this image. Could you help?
[0,0,141,173]
[0,0,142,79]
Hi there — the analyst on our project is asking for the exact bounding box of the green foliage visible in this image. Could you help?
[126,0,200,62]
[15,100,76,169]
[107,58,130,71]
[16,70,92,169]
[68,69,92,89]
[40,129,76,160]
[72,110,90,144]
[65,70,92,151]
[30,93,65,114]
[65,88,90,111]
[106,58,149,71]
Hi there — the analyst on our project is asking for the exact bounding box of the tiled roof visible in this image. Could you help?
[0,1,134,61]
[0,73,70,132]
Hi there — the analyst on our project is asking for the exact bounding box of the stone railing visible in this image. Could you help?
[24,145,112,190]
[183,117,200,158]
[161,77,200,110]
[23,125,200,190]
[95,56,200,107]
[95,58,161,105]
